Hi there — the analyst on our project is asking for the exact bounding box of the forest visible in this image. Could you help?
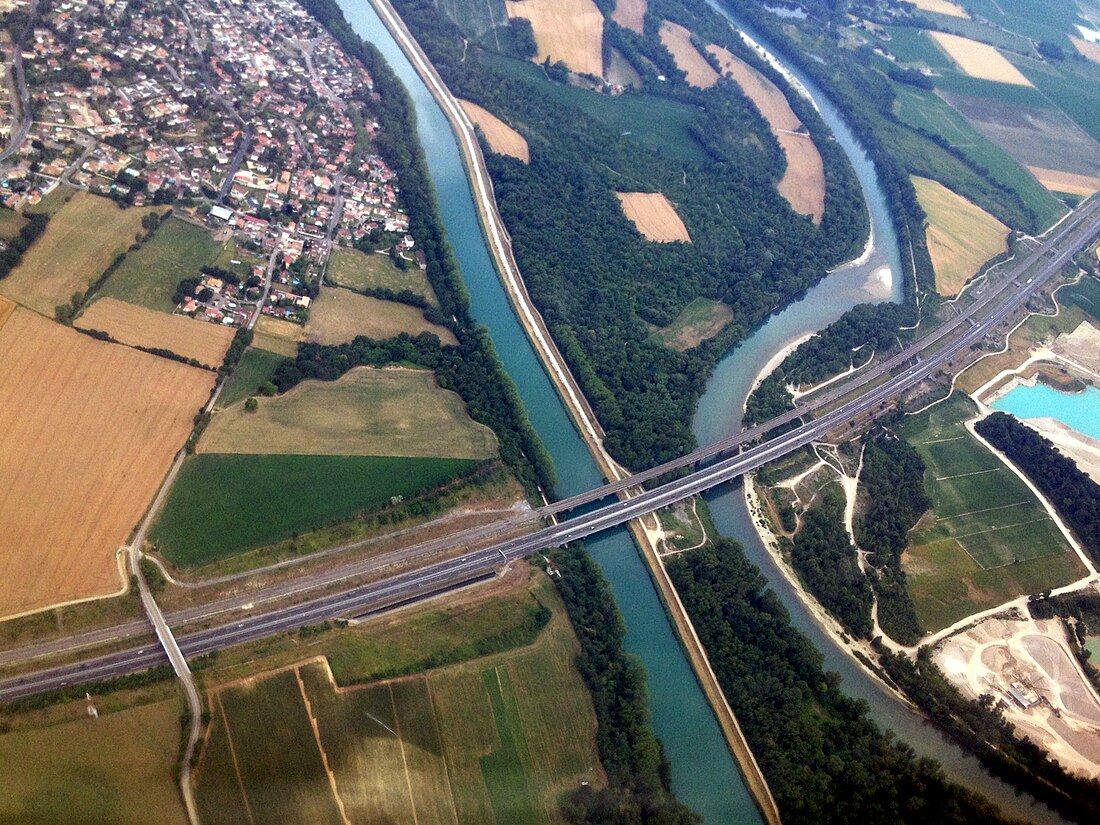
[788,489,873,638]
[550,547,701,825]
[294,0,555,497]
[387,0,869,470]
[854,427,927,644]
[976,412,1100,563]
[667,539,1017,824]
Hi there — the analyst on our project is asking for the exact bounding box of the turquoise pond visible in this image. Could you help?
[992,382,1100,440]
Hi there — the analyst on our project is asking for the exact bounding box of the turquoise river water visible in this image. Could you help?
[336,0,1062,821]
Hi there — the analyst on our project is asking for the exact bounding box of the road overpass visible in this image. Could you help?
[3,194,1100,702]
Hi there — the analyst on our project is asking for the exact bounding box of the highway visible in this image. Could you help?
[3,194,1099,703]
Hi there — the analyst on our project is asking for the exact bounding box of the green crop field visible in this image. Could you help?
[0,698,187,825]
[650,297,734,351]
[151,453,479,567]
[482,52,710,165]
[916,12,1035,52]
[1020,63,1100,146]
[98,217,222,312]
[195,572,600,825]
[892,86,1066,229]
[883,27,952,68]
[1059,276,1100,321]
[217,347,288,408]
[327,245,436,300]
[933,71,1052,108]
[898,392,1083,631]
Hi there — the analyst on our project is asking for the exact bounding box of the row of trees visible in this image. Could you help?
[976,412,1100,563]
[668,540,1016,824]
[550,547,701,825]
[0,212,48,281]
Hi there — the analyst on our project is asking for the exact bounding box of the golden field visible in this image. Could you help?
[460,100,530,163]
[930,31,1033,86]
[659,21,718,88]
[505,0,604,76]
[615,192,692,242]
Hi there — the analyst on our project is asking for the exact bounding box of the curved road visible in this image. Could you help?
[3,192,1099,702]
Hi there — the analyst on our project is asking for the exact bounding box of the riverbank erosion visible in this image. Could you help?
[361,0,781,820]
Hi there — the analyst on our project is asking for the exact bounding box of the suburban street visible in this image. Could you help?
[2,190,1098,702]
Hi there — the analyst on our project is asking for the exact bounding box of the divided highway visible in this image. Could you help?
[3,196,1099,702]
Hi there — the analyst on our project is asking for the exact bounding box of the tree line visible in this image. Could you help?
[0,211,48,281]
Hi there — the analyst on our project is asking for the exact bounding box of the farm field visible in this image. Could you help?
[253,314,303,356]
[929,32,1033,87]
[1026,166,1100,197]
[306,286,457,345]
[77,297,235,367]
[706,44,824,222]
[0,309,215,616]
[606,48,642,88]
[97,217,222,312]
[1071,36,1100,65]
[0,191,159,316]
[910,0,969,18]
[911,176,1009,296]
[882,26,954,69]
[0,698,187,825]
[216,346,287,408]
[615,192,691,243]
[610,0,644,34]
[327,245,435,299]
[899,393,1084,632]
[504,0,604,77]
[649,297,732,351]
[151,454,480,567]
[460,99,530,163]
[891,85,1066,229]
[201,367,497,460]
[195,570,601,825]
[659,21,718,88]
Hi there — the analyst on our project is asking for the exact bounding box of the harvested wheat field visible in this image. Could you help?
[1027,165,1100,197]
[660,21,718,88]
[505,0,604,76]
[459,100,529,163]
[77,298,235,368]
[910,0,969,18]
[0,191,159,316]
[913,176,1009,296]
[707,45,824,222]
[1071,36,1100,65]
[929,32,1033,86]
[616,192,691,242]
[0,309,214,617]
[0,295,14,329]
[200,366,497,460]
[306,287,457,346]
[254,314,303,357]
[611,0,645,34]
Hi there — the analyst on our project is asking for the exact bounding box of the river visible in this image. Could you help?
[335,0,1059,821]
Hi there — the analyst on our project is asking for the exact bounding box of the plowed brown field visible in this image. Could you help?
[459,100,530,163]
[615,192,691,242]
[707,45,824,223]
[0,309,215,617]
[77,298,235,368]
[1027,166,1100,197]
[660,21,718,88]
[611,0,646,34]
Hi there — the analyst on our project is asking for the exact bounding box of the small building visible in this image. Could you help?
[209,204,233,222]
[1008,681,1039,709]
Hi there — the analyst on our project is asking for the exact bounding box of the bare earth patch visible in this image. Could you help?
[650,297,733,351]
[0,191,160,316]
[459,100,530,163]
[929,31,1033,87]
[912,175,1009,296]
[910,0,969,18]
[611,0,646,34]
[306,287,457,346]
[199,366,497,460]
[1027,166,1100,197]
[1071,36,1100,65]
[0,309,215,617]
[659,21,718,88]
[505,0,604,77]
[77,297,235,368]
[615,192,691,242]
[707,45,824,223]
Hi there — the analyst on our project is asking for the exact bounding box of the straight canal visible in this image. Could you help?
[336,0,1062,820]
